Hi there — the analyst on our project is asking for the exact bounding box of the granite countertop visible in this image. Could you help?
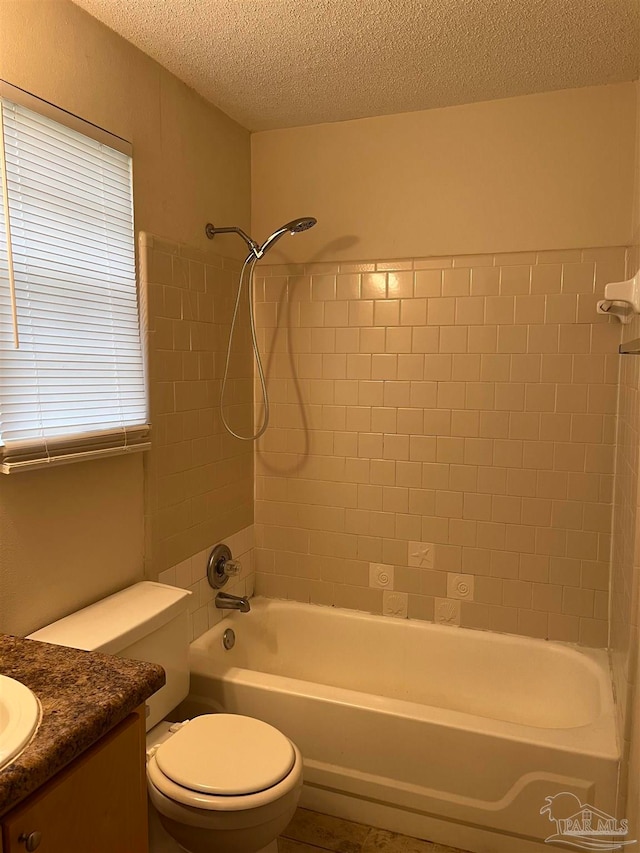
[0,634,165,817]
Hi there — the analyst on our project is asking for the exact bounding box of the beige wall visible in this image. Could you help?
[0,0,251,635]
[251,84,637,264]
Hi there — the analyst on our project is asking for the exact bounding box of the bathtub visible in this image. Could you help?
[187,598,620,853]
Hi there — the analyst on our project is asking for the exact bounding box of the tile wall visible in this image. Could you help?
[611,242,640,809]
[253,247,625,647]
[141,233,254,609]
[157,524,255,640]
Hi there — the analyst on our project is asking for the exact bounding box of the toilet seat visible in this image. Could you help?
[147,714,302,812]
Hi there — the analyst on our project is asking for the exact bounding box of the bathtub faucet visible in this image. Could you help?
[215,592,251,613]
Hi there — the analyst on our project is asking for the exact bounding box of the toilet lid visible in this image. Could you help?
[155,714,296,796]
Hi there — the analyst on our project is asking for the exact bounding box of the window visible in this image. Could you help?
[0,82,149,472]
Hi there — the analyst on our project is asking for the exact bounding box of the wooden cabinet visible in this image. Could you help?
[1,709,148,853]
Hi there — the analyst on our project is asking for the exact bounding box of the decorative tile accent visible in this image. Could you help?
[447,573,475,601]
[369,563,394,589]
[434,598,461,626]
[408,542,435,569]
[383,591,408,618]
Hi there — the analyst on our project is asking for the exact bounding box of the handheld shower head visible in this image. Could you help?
[288,217,317,233]
[257,217,317,257]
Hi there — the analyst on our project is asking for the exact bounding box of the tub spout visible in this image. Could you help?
[215,592,251,613]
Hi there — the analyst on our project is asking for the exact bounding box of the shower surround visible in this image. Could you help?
[253,247,624,647]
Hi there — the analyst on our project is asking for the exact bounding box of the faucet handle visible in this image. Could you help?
[207,544,242,589]
[224,559,242,578]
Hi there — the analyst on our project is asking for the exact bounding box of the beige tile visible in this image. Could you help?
[515,295,545,324]
[443,268,470,296]
[545,294,577,323]
[503,580,532,609]
[532,583,563,613]
[489,604,519,634]
[382,327,412,353]
[497,325,527,353]
[415,269,442,297]
[349,300,374,327]
[563,587,595,617]
[361,272,387,299]
[440,327,468,353]
[412,327,440,353]
[453,254,494,268]
[474,575,503,604]
[485,296,514,324]
[509,413,540,441]
[281,809,370,853]
[455,296,485,325]
[427,297,456,325]
[452,354,482,381]
[414,257,452,269]
[407,594,436,621]
[362,828,439,853]
[559,324,591,354]
[500,265,530,295]
[562,261,595,294]
[528,324,558,353]
[480,354,510,382]
[518,608,548,639]
[387,271,414,298]
[471,266,500,296]
[531,263,562,294]
[460,601,491,629]
[336,273,361,300]
[400,298,428,326]
[541,354,572,383]
[548,613,580,642]
[469,325,498,353]
[519,553,549,583]
[579,618,608,647]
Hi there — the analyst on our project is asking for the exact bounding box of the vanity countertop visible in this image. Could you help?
[0,633,165,817]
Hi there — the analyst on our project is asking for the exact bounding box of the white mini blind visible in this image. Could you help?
[0,88,149,472]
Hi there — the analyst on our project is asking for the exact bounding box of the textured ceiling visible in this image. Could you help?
[71,0,639,131]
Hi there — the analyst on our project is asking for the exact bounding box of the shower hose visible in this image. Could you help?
[220,254,270,441]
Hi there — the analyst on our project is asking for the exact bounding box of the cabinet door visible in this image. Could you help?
[2,710,148,853]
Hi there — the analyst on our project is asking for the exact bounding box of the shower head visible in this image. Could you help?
[205,217,316,260]
[288,217,317,233]
[257,217,317,257]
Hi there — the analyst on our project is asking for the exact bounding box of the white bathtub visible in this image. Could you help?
[187,598,620,853]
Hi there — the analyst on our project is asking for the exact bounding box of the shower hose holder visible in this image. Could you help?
[597,272,640,324]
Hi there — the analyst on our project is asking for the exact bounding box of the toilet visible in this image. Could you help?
[28,581,302,853]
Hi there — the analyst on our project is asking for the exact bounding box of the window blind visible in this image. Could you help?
[0,88,149,473]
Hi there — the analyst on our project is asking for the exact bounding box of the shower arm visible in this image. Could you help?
[205,223,260,257]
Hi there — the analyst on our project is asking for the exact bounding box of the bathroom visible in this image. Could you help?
[0,0,639,851]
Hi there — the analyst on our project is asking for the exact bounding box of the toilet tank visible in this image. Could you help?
[28,582,191,730]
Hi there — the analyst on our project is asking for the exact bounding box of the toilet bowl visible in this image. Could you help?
[146,713,303,853]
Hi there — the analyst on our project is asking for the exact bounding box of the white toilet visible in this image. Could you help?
[28,581,303,853]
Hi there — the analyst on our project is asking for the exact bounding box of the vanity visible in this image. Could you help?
[0,634,164,852]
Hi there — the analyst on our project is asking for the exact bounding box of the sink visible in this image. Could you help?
[0,675,41,771]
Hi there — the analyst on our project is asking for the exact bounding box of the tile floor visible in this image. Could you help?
[277,808,470,853]
[150,804,471,852]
